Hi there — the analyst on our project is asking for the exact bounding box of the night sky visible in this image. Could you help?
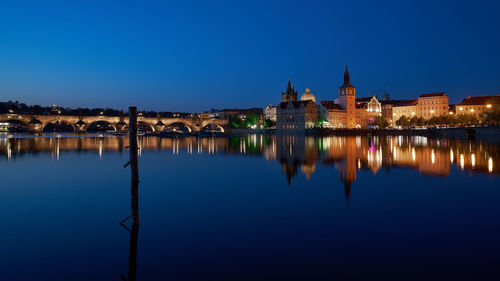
[1,0,499,112]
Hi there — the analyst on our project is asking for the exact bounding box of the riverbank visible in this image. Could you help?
[312,126,500,143]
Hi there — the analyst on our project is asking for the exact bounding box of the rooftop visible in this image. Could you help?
[279,100,315,109]
[419,92,446,98]
[320,101,344,110]
[393,100,418,107]
[457,95,500,106]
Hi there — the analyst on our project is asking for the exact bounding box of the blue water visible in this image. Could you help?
[0,135,499,280]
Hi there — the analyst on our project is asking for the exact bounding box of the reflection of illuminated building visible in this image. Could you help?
[339,137,357,202]
[1,135,498,184]
[276,135,317,184]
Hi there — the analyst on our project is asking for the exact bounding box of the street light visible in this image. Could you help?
[486,104,492,109]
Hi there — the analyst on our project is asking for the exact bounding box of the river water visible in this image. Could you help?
[1,134,499,280]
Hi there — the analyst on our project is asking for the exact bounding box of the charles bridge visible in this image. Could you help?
[0,113,230,134]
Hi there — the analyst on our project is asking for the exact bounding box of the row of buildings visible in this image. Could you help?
[265,66,499,132]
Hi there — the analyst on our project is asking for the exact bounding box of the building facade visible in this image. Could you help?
[392,100,418,123]
[321,67,380,129]
[264,104,277,121]
[416,92,449,118]
[276,81,319,133]
[456,95,500,119]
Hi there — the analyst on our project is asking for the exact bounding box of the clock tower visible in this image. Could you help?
[338,65,356,129]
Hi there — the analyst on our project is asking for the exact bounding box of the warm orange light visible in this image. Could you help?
[459,107,463,111]
[486,104,492,109]
[470,109,474,112]
[449,112,453,115]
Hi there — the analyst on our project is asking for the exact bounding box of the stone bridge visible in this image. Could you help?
[0,113,230,134]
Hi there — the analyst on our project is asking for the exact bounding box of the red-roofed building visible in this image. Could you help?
[456,95,500,119]
[416,92,449,118]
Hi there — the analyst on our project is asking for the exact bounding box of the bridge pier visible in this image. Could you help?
[27,122,43,135]
[74,120,87,134]
[115,122,127,132]
[154,124,164,133]
[74,124,87,134]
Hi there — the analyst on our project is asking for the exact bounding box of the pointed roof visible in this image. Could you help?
[282,80,298,96]
[339,65,354,88]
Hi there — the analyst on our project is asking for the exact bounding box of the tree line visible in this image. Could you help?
[0,100,193,118]
[394,112,500,128]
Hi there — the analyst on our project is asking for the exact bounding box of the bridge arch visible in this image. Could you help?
[138,121,155,133]
[163,122,193,133]
[42,120,76,133]
[201,123,225,133]
[86,120,117,132]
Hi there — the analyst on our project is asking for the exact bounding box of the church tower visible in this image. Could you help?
[282,80,298,103]
[338,66,356,129]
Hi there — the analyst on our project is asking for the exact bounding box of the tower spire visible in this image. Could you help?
[344,65,351,87]
[282,79,298,102]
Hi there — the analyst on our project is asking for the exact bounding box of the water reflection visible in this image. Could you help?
[1,135,498,184]
[1,134,499,280]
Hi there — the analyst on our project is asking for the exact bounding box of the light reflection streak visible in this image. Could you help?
[0,135,498,178]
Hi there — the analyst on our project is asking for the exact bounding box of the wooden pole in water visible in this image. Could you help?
[124,106,140,281]
[129,106,139,225]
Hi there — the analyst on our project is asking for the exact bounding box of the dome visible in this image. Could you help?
[300,88,316,101]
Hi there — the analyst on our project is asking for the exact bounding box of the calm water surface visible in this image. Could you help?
[1,134,499,280]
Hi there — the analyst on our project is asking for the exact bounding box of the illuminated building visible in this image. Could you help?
[264,104,277,121]
[456,95,500,119]
[337,66,357,128]
[276,81,319,133]
[392,100,418,123]
[416,92,449,118]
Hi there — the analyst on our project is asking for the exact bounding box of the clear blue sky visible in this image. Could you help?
[1,0,499,112]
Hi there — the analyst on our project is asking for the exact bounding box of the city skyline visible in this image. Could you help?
[1,0,499,112]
